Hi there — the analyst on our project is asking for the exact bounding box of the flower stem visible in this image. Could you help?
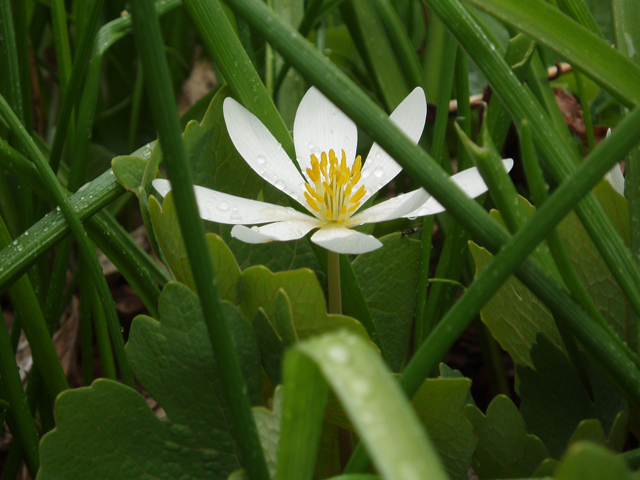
[328,250,342,314]
[327,250,352,468]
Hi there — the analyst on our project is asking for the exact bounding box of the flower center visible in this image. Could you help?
[303,149,366,222]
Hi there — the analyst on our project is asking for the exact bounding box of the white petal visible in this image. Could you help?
[402,159,514,218]
[311,226,382,254]
[358,87,427,203]
[231,225,273,244]
[223,97,309,210]
[293,87,358,175]
[233,219,321,244]
[346,188,430,226]
[605,163,625,196]
[152,179,312,225]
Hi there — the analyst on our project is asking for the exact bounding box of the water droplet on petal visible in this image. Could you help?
[374,168,384,178]
[218,201,230,211]
[361,169,371,179]
[256,154,266,165]
[275,179,286,190]
[230,207,242,222]
[200,207,211,218]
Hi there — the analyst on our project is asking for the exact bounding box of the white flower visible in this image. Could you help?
[153,87,513,254]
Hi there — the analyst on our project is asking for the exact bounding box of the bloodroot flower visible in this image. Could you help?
[153,87,512,254]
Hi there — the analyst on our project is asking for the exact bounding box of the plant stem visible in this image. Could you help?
[328,251,342,315]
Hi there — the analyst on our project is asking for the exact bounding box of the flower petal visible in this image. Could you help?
[223,97,310,210]
[346,187,430,226]
[311,226,383,254]
[293,87,358,174]
[402,159,514,218]
[605,163,625,196]
[152,179,313,225]
[358,87,427,203]
[232,219,321,244]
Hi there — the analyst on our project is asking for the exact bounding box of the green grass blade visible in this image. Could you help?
[556,0,604,38]
[183,0,295,159]
[340,0,410,110]
[0,311,39,476]
[0,94,135,388]
[464,0,640,107]
[613,0,640,354]
[427,0,640,338]
[281,331,449,480]
[128,0,270,477]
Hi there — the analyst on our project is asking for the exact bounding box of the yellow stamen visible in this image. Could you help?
[303,149,368,222]
[350,185,366,204]
[304,192,320,212]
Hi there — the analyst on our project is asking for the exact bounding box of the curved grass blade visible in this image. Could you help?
[463,0,640,107]
[279,331,449,480]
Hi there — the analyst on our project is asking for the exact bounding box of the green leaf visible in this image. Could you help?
[111,155,147,196]
[252,308,286,385]
[555,442,637,480]
[464,395,549,479]
[279,331,449,480]
[149,192,241,302]
[518,334,596,459]
[240,266,371,342]
[253,386,284,479]
[469,241,564,367]
[352,232,421,371]
[567,413,628,453]
[558,181,629,340]
[39,282,264,479]
[412,378,478,480]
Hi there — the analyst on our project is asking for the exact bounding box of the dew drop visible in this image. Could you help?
[217,201,230,211]
[351,378,371,396]
[327,345,349,364]
[374,168,384,178]
[256,154,266,165]
[230,207,242,222]
[275,179,286,190]
[200,207,211,218]
[17,245,23,252]
[361,169,371,179]
[407,216,417,221]
[12,240,17,246]
[23,231,28,236]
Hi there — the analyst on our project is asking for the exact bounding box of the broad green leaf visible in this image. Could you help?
[39,282,263,479]
[149,192,241,302]
[111,155,147,196]
[518,334,596,459]
[558,181,629,340]
[253,308,286,385]
[464,395,549,479]
[567,412,628,452]
[279,331,449,480]
[469,241,564,367]
[240,265,370,342]
[412,378,478,480]
[352,232,421,371]
[439,363,476,406]
[555,442,637,480]
[253,386,284,479]
[313,421,342,480]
